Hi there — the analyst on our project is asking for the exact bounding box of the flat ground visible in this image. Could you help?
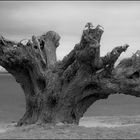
[1,74,140,139]
[1,116,140,139]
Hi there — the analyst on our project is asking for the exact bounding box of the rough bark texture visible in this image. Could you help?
[0,23,139,126]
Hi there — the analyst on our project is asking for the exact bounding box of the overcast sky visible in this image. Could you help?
[0,1,140,61]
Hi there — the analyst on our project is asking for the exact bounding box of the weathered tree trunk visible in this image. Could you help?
[0,23,139,126]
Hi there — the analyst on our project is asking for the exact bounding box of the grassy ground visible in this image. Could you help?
[1,116,140,139]
[1,74,140,138]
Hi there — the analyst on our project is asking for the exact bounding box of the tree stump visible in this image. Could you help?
[0,23,139,126]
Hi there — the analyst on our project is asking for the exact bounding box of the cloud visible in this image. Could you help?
[0,1,140,60]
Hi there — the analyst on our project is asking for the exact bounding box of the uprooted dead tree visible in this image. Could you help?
[0,22,140,126]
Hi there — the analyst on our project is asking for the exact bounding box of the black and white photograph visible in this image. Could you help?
[0,1,140,139]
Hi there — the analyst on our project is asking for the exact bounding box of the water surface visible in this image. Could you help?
[0,74,140,123]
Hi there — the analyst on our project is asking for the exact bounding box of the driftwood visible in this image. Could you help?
[0,23,139,126]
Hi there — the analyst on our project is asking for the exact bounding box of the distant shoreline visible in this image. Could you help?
[0,73,11,76]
